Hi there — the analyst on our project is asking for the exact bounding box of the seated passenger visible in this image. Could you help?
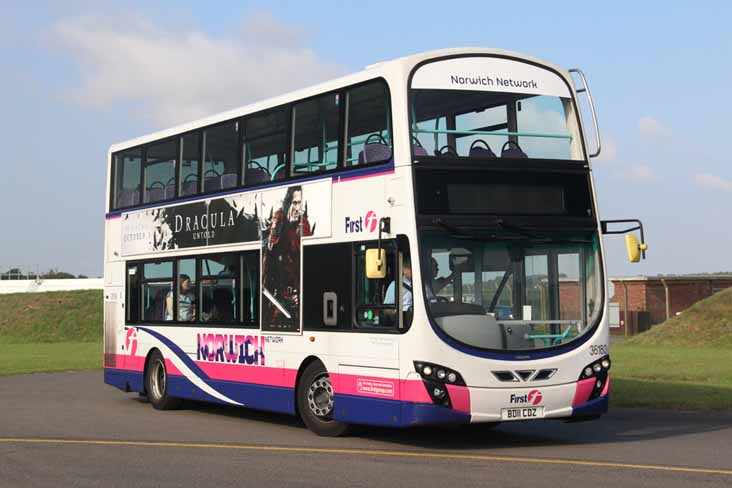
[166,274,196,321]
[384,261,413,311]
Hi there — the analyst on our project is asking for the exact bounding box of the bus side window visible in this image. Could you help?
[346,81,392,167]
[141,261,174,322]
[203,121,239,193]
[241,251,259,326]
[113,148,142,209]
[126,264,141,322]
[292,93,340,176]
[243,108,289,185]
[355,243,398,329]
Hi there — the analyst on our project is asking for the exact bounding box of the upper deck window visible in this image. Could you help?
[410,56,582,161]
[144,139,177,204]
[243,107,288,185]
[292,93,341,176]
[346,81,392,166]
[203,121,239,193]
[113,147,142,209]
[180,132,201,197]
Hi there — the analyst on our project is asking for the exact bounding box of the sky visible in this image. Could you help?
[1,1,730,278]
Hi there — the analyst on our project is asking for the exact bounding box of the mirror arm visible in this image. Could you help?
[376,217,391,272]
[601,219,647,259]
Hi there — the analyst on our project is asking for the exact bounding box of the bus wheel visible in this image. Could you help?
[145,350,182,410]
[297,361,350,437]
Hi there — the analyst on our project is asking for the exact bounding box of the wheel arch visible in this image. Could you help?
[294,355,326,417]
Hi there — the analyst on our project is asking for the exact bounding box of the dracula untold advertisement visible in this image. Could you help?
[121,193,259,255]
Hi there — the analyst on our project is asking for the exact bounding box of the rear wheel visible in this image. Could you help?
[297,361,350,437]
[145,350,182,410]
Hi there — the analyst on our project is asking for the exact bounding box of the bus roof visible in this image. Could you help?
[108,47,570,155]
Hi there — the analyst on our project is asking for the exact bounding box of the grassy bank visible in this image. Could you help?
[0,289,102,344]
[611,343,732,410]
[0,290,102,375]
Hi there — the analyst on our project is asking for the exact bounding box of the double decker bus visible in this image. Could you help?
[103,48,648,436]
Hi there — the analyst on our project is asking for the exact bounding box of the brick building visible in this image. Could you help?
[608,275,732,335]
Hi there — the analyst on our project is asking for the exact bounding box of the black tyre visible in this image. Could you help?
[145,350,182,410]
[297,361,350,437]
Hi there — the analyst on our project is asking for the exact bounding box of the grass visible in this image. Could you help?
[611,343,732,410]
[0,290,102,375]
[0,342,102,376]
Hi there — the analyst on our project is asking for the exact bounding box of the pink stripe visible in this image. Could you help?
[601,375,611,396]
[400,379,432,403]
[572,378,595,406]
[165,359,183,376]
[446,384,471,413]
[104,354,145,372]
[196,362,297,388]
[334,170,395,184]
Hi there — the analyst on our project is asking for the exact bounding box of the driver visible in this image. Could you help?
[384,261,412,311]
[425,256,453,302]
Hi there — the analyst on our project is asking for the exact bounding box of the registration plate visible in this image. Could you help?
[500,406,545,421]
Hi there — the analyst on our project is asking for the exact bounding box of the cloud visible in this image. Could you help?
[53,11,345,126]
[638,116,671,138]
[695,173,732,192]
[622,164,655,183]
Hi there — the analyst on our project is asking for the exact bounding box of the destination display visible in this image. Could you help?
[411,56,571,98]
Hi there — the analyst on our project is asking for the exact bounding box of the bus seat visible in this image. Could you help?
[204,176,221,192]
[358,142,392,164]
[413,145,428,156]
[164,184,176,200]
[247,167,270,184]
[469,139,496,158]
[181,180,198,196]
[221,173,237,189]
[501,141,528,159]
[144,188,165,203]
[117,190,138,208]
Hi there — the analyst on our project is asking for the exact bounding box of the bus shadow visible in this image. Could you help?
[143,394,732,450]
[357,407,732,450]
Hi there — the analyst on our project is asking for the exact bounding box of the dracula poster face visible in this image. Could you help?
[119,180,331,332]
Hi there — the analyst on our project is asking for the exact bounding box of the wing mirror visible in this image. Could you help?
[365,217,391,279]
[601,219,648,263]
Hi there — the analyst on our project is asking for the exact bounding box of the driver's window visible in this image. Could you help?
[355,242,398,328]
[346,81,392,167]
[144,139,177,204]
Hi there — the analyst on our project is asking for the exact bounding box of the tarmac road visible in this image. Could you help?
[0,370,730,487]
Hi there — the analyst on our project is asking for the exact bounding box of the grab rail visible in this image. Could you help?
[569,68,601,159]
[412,128,572,140]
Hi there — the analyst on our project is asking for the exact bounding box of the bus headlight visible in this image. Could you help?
[414,361,466,408]
[578,356,611,401]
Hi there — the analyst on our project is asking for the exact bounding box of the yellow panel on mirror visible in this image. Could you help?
[365,248,387,279]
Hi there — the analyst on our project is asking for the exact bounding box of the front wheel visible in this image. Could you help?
[145,350,182,410]
[297,361,350,437]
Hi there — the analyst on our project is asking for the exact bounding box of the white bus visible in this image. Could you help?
[103,48,648,436]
